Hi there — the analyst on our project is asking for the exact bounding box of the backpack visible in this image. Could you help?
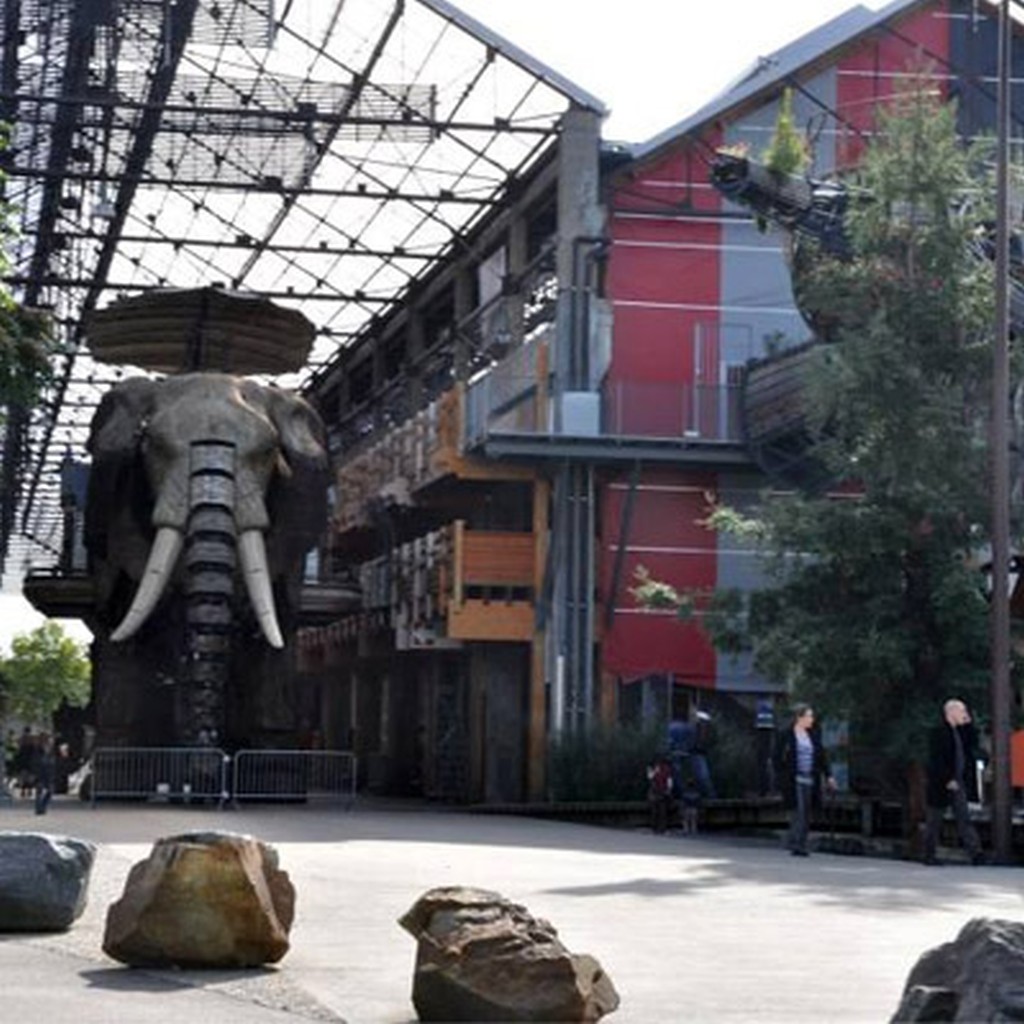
[647,760,674,798]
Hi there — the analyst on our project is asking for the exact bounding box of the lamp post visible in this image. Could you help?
[991,0,1014,864]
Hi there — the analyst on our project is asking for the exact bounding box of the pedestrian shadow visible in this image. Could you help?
[545,870,729,899]
[543,843,1024,914]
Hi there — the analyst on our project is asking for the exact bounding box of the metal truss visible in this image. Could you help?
[0,0,604,580]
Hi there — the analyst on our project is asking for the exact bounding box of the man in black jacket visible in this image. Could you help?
[923,699,984,866]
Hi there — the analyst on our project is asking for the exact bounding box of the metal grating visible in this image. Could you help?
[0,0,605,580]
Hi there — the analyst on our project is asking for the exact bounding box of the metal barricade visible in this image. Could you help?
[232,750,357,807]
[90,747,229,807]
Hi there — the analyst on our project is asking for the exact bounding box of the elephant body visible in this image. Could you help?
[84,373,328,748]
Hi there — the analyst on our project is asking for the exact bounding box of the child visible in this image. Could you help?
[680,784,701,835]
[647,755,675,834]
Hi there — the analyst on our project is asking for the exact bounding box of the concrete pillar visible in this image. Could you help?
[549,106,602,740]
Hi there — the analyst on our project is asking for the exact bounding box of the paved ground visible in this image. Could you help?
[1,796,1022,1023]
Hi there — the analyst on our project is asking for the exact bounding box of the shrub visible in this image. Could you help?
[547,723,663,802]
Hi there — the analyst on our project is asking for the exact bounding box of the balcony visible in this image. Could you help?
[463,348,748,466]
[331,336,750,540]
[447,521,535,642]
[301,520,537,660]
[601,379,743,442]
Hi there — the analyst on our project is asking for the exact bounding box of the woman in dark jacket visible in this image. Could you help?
[774,704,835,857]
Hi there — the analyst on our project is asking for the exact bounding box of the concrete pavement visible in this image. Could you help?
[1,796,1022,1023]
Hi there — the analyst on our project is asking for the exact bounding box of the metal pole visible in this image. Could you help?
[991,0,1013,864]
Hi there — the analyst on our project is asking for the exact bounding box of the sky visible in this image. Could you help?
[0,0,889,653]
[452,0,888,142]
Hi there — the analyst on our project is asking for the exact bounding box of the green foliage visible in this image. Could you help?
[0,621,90,724]
[547,723,664,801]
[0,301,54,408]
[629,564,687,612]
[0,126,55,412]
[763,88,809,177]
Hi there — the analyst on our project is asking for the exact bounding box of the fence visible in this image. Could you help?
[88,747,357,808]
[90,747,230,807]
[232,750,357,806]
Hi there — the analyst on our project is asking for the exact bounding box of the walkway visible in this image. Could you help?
[1,797,1019,1022]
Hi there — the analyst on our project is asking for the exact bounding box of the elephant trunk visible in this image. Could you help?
[108,445,284,651]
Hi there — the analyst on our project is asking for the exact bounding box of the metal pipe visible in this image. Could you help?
[991,0,1013,864]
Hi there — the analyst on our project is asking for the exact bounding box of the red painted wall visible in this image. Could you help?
[602,131,724,680]
[601,469,718,683]
[835,4,950,167]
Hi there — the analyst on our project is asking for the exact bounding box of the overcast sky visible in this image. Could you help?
[452,0,888,141]
[1,0,893,653]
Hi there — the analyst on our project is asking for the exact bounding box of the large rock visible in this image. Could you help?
[0,832,96,931]
[891,917,1024,1021]
[102,830,294,967]
[399,886,619,1022]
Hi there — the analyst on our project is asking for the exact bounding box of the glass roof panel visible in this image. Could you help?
[0,0,604,575]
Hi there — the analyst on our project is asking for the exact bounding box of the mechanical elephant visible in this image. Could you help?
[84,372,329,747]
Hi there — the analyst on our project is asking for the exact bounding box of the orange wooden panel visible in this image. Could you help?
[1013,730,1024,788]
[461,532,535,586]
[448,599,533,641]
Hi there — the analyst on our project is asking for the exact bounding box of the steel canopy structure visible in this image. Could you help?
[0,0,605,580]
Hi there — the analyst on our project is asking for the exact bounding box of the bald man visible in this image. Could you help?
[923,699,984,866]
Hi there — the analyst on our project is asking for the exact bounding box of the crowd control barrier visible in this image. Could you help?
[232,749,357,807]
[88,747,357,808]
[90,746,230,807]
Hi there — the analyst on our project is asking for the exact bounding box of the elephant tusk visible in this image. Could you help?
[238,529,284,649]
[110,527,185,643]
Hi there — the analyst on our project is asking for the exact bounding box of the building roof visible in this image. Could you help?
[0,0,603,577]
[630,0,926,162]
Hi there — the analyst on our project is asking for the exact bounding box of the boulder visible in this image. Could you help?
[102,830,294,968]
[399,886,619,1022]
[891,917,1024,1021]
[0,832,96,931]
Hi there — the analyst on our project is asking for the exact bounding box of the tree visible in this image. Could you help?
[0,127,54,413]
[0,621,90,724]
[639,84,1002,797]
[762,87,809,177]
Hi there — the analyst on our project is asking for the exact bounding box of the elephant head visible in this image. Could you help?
[85,373,328,649]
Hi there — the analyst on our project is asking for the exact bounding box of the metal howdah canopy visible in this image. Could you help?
[0,0,605,579]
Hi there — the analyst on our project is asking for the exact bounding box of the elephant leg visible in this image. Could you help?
[182,441,236,747]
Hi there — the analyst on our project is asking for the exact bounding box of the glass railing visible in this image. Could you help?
[465,373,743,445]
[601,380,743,442]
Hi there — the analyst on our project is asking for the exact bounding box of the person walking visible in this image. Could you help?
[755,695,777,796]
[31,733,56,816]
[14,727,35,798]
[923,698,984,866]
[774,703,836,857]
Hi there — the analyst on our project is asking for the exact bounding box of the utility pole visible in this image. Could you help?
[991,0,1013,864]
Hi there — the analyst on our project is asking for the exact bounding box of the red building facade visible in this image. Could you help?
[599,0,955,699]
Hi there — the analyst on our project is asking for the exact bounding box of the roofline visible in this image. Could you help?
[628,0,926,162]
[416,0,608,116]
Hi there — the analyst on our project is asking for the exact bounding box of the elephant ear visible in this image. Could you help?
[260,385,329,566]
[85,377,158,561]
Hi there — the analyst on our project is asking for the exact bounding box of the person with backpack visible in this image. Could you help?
[668,708,716,797]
